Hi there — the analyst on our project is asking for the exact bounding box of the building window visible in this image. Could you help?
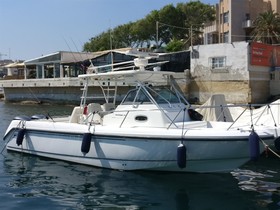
[37,65,42,78]
[54,63,60,78]
[245,13,250,21]
[223,12,229,23]
[206,33,212,44]
[210,57,226,69]
[223,31,229,43]
[270,72,275,80]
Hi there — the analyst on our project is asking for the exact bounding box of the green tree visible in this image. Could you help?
[251,11,280,44]
[112,23,135,48]
[165,39,185,52]
[83,1,215,52]
[131,11,158,48]
[157,4,185,46]
[83,31,111,52]
[176,1,215,48]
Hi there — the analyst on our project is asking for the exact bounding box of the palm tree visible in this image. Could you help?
[251,11,280,44]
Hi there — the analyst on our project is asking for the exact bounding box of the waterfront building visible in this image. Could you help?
[0,49,189,104]
[0,50,136,104]
[204,0,280,44]
[188,0,280,104]
[0,59,14,78]
[190,41,280,104]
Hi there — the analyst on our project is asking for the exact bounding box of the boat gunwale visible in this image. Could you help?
[4,127,275,142]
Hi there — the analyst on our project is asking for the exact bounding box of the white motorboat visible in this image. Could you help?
[196,94,280,152]
[3,64,276,173]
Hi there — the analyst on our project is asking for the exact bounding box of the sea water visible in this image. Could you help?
[0,101,280,210]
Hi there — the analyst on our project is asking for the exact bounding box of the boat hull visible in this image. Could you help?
[4,120,274,173]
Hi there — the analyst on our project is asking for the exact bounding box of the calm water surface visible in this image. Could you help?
[0,101,280,210]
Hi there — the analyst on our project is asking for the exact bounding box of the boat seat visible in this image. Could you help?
[87,103,103,124]
[102,103,115,111]
[87,103,103,113]
[69,106,83,123]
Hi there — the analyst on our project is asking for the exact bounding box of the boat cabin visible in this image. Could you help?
[75,70,193,128]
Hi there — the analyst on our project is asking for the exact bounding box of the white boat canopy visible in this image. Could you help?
[78,69,177,86]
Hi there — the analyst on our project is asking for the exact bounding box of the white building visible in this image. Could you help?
[190,41,272,104]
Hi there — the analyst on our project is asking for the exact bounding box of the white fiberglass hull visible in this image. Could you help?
[3,120,275,173]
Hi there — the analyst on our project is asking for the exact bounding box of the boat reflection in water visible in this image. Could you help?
[2,152,267,210]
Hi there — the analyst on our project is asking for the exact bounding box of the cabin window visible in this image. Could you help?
[135,115,148,121]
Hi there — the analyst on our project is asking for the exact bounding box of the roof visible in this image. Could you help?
[4,62,25,68]
[23,48,134,65]
[24,52,61,65]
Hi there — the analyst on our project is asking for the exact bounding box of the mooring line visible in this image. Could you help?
[259,138,280,159]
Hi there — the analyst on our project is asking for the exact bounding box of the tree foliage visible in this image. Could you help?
[251,11,280,44]
[177,1,215,46]
[166,39,186,52]
[83,1,215,52]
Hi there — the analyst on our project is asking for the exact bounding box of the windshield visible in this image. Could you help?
[148,86,180,104]
[121,88,151,105]
[121,86,180,105]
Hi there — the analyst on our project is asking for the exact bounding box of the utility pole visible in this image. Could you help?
[190,25,193,49]
[156,21,159,49]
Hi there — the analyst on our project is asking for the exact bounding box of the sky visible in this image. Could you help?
[0,0,217,61]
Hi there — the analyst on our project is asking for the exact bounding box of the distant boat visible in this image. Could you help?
[3,58,275,173]
[196,94,280,153]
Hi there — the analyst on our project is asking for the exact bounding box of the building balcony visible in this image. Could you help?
[242,20,253,29]
[204,23,219,33]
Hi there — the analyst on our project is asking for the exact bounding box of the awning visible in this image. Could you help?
[4,62,25,68]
